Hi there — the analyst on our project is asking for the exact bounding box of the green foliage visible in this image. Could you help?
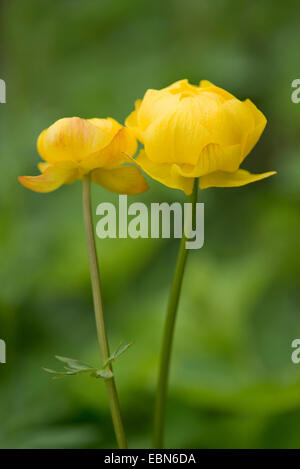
[43,344,132,379]
[43,356,106,379]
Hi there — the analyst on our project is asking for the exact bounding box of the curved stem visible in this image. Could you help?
[153,178,199,449]
[82,174,127,449]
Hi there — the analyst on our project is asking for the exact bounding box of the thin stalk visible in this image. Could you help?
[82,174,127,449]
[153,178,199,449]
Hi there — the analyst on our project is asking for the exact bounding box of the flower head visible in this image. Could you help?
[126,79,276,194]
[19,117,148,194]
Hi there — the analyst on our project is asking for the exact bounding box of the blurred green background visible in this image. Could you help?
[0,0,300,449]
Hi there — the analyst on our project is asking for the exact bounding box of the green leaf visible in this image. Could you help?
[43,356,112,380]
[115,342,133,359]
[43,367,62,375]
[103,342,133,368]
[54,356,94,371]
[42,368,78,379]
[43,345,132,381]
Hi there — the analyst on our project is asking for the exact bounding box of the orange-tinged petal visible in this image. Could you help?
[18,162,79,193]
[88,117,121,141]
[200,168,276,189]
[91,165,149,195]
[81,127,137,172]
[37,117,111,164]
[134,150,194,195]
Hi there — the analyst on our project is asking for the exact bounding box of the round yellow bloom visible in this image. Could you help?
[19,117,148,194]
[126,79,276,194]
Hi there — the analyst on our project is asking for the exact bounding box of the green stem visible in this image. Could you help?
[153,178,199,449]
[82,174,127,449]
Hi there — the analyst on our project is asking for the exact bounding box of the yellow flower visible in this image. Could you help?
[126,79,276,194]
[19,117,149,194]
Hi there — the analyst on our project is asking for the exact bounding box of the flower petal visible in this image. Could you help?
[134,150,194,195]
[200,168,276,189]
[18,162,79,193]
[242,99,267,158]
[81,127,137,172]
[199,80,236,101]
[143,98,212,165]
[37,117,112,164]
[91,165,149,195]
[166,79,199,96]
[173,143,242,177]
[125,100,144,142]
[209,98,256,147]
[88,117,121,141]
[135,89,180,134]
[198,85,267,162]
[37,162,51,173]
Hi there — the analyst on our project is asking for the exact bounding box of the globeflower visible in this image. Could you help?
[19,116,148,194]
[126,79,277,449]
[18,115,150,450]
[126,79,276,194]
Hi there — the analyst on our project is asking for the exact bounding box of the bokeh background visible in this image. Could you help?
[0,0,300,449]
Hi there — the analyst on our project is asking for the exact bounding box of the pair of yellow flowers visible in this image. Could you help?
[19,80,275,194]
